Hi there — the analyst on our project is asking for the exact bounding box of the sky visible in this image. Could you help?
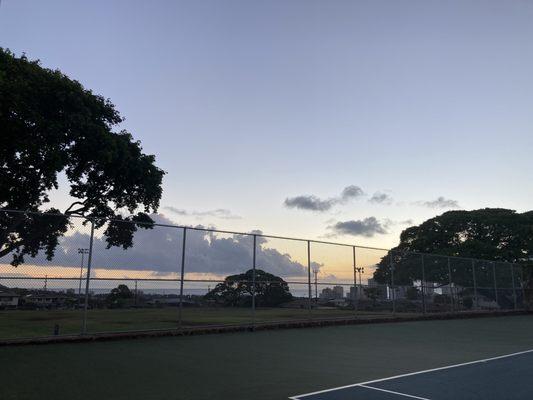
[1,0,533,251]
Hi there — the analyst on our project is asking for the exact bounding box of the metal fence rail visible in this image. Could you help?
[0,209,529,340]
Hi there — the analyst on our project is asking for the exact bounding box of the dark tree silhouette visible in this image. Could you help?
[205,269,293,307]
[364,287,383,306]
[0,48,165,266]
[106,284,134,308]
[373,209,533,306]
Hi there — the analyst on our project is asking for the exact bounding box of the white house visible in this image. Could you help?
[0,291,20,308]
[25,293,68,306]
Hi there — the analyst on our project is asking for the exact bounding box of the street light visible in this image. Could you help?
[312,268,319,302]
[355,267,365,299]
[77,248,89,299]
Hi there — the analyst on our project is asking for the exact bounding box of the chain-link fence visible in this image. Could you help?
[0,209,528,340]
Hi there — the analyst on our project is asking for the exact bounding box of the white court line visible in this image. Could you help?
[289,348,533,399]
[358,384,431,400]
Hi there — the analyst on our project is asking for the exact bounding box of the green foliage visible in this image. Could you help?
[405,286,420,301]
[0,48,165,265]
[106,284,133,308]
[374,209,533,284]
[204,269,293,307]
[462,296,474,310]
[363,287,382,305]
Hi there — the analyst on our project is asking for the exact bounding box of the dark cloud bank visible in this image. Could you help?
[1,214,320,278]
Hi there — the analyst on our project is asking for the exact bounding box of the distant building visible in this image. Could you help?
[0,291,20,308]
[25,293,68,307]
[332,286,344,299]
[422,281,437,296]
[439,284,462,296]
[367,278,378,287]
[388,286,407,300]
[320,287,334,300]
[320,286,344,300]
[414,280,438,296]
[348,286,367,300]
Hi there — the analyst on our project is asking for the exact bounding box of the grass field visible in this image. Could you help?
[0,307,404,339]
[1,315,533,400]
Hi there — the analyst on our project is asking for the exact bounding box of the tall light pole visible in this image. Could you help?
[313,269,319,302]
[78,248,89,299]
[355,267,365,300]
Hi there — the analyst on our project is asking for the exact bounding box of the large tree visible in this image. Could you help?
[205,269,293,307]
[373,209,533,305]
[106,284,134,308]
[0,48,165,265]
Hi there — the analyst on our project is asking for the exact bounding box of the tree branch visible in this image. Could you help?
[64,200,89,216]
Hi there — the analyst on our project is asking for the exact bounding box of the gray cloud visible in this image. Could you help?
[164,206,241,220]
[284,185,364,212]
[418,197,460,209]
[1,214,316,279]
[369,192,393,205]
[284,195,336,212]
[164,206,188,215]
[340,185,364,201]
[326,217,388,238]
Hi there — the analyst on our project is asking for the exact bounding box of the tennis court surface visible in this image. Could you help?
[291,349,533,399]
[2,315,533,400]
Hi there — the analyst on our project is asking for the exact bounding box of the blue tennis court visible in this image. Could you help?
[290,349,533,400]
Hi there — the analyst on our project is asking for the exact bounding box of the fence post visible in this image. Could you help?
[472,259,478,310]
[252,234,257,328]
[81,219,95,335]
[447,257,454,313]
[178,227,187,328]
[421,254,426,314]
[307,240,312,319]
[511,263,517,310]
[492,261,499,308]
[134,279,138,306]
[353,246,357,318]
[77,249,86,300]
[521,265,526,309]
[390,251,395,315]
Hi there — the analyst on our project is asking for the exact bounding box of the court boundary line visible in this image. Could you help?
[289,348,533,399]
[358,384,431,399]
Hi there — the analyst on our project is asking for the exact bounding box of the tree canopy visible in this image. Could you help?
[373,208,533,287]
[106,284,134,308]
[205,269,293,307]
[0,48,165,265]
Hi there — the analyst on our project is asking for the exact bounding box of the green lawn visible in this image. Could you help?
[0,307,403,339]
[1,315,533,400]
